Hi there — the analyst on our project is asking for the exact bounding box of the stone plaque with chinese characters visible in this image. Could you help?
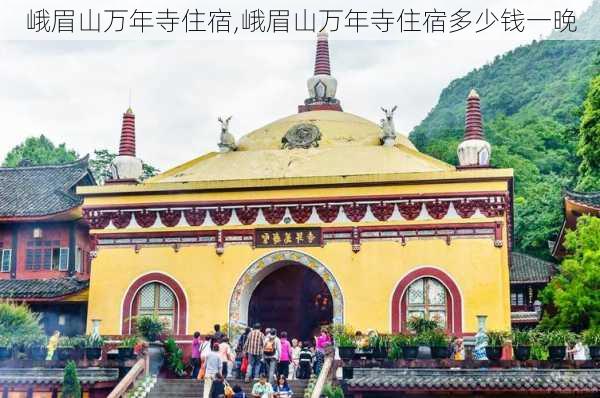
[255,228,322,248]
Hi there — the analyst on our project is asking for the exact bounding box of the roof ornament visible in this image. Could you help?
[109,107,143,183]
[379,106,398,146]
[282,123,321,149]
[457,89,491,168]
[299,32,343,113]
[218,116,237,152]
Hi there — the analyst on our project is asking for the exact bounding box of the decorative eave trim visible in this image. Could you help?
[82,192,509,230]
[77,168,514,196]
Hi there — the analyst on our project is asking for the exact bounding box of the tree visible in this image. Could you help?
[576,74,600,191]
[89,149,159,184]
[2,135,78,167]
[540,215,600,331]
[62,360,82,398]
[0,302,43,338]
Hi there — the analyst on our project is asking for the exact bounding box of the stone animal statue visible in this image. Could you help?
[218,116,237,152]
[379,106,397,146]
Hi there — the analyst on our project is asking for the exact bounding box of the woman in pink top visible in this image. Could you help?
[218,337,235,379]
[277,331,293,379]
[314,328,331,375]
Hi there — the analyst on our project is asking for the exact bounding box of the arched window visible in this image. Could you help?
[392,268,462,334]
[134,283,176,333]
[406,277,447,329]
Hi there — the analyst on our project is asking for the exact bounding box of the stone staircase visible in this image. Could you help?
[148,378,309,397]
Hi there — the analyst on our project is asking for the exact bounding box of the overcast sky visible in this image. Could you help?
[0,0,593,171]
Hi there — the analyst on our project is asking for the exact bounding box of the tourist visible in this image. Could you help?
[232,385,246,398]
[46,330,60,360]
[219,336,236,379]
[236,327,251,379]
[277,331,292,379]
[192,331,202,379]
[251,374,274,398]
[289,339,300,380]
[314,328,331,375]
[273,375,293,397]
[298,342,313,379]
[568,339,587,360]
[263,329,279,384]
[203,344,223,398]
[209,373,225,398]
[213,324,225,344]
[244,323,265,382]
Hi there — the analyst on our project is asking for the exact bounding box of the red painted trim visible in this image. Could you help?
[0,208,81,222]
[121,273,187,335]
[392,268,462,335]
[82,191,509,212]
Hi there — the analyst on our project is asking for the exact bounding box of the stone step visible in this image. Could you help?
[148,378,309,398]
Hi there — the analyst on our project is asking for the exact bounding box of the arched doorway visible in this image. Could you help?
[229,250,343,339]
[248,264,333,340]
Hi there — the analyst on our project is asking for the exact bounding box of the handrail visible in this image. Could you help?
[311,346,335,398]
[107,356,148,398]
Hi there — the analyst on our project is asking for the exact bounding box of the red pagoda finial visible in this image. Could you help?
[314,32,331,76]
[463,89,484,141]
[119,107,136,157]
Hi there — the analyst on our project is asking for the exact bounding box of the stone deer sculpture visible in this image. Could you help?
[379,106,397,146]
[218,116,237,152]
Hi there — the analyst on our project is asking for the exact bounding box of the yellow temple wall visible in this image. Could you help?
[87,234,510,336]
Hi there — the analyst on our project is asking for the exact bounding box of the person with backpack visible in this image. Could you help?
[244,323,265,382]
[232,385,246,398]
[209,373,226,398]
[298,342,313,379]
[263,329,279,384]
[236,327,251,379]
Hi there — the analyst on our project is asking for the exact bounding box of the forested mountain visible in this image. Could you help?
[409,2,600,259]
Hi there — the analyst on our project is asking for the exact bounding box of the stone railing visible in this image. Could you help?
[339,358,600,370]
[311,345,336,398]
[107,355,149,398]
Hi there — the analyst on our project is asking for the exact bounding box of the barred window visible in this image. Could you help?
[405,278,447,329]
[135,283,176,333]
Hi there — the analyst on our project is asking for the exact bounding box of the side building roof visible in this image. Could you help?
[0,157,95,219]
[510,252,557,284]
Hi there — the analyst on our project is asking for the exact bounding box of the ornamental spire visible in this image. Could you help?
[299,32,342,113]
[314,31,331,76]
[463,89,485,141]
[119,107,136,157]
[109,106,143,182]
[457,89,491,168]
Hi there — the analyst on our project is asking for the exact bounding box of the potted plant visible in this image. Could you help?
[485,330,508,360]
[428,330,451,359]
[402,335,420,360]
[544,330,576,361]
[57,337,76,361]
[511,330,532,361]
[0,335,12,360]
[582,328,600,360]
[369,334,389,359]
[84,334,105,360]
[71,336,86,360]
[407,318,439,334]
[118,336,138,360]
[335,332,357,360]
[26,334,48,361]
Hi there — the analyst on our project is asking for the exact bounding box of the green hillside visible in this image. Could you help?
[409,7,600,258]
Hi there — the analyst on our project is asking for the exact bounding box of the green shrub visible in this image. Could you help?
[541,329,578,347]
[0,335,11,348]
[322,384,344,398]
[0,302,43,342]
[164,337,184,376]
[487,330,510,347]
[511,329,533,347]
[332,325,356,348]
[119,336,139,348]
[58,337,74,348]
[368,334,390,350]
[135,315,164,342]
[84,334,105,348]
[62,360,82,398]
[425,329,450,347]
[583,327,600,346]
[407,318,439,334]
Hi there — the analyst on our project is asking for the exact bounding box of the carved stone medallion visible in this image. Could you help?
[282,123,321,149]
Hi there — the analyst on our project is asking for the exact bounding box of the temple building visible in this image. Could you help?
[0,158,95,335]
[79,33,514,341]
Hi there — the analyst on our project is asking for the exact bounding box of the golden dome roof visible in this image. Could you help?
[237,110,417,151]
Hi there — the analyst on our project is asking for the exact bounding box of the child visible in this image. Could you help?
[290,339,300,380]
[298,342,313,379]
